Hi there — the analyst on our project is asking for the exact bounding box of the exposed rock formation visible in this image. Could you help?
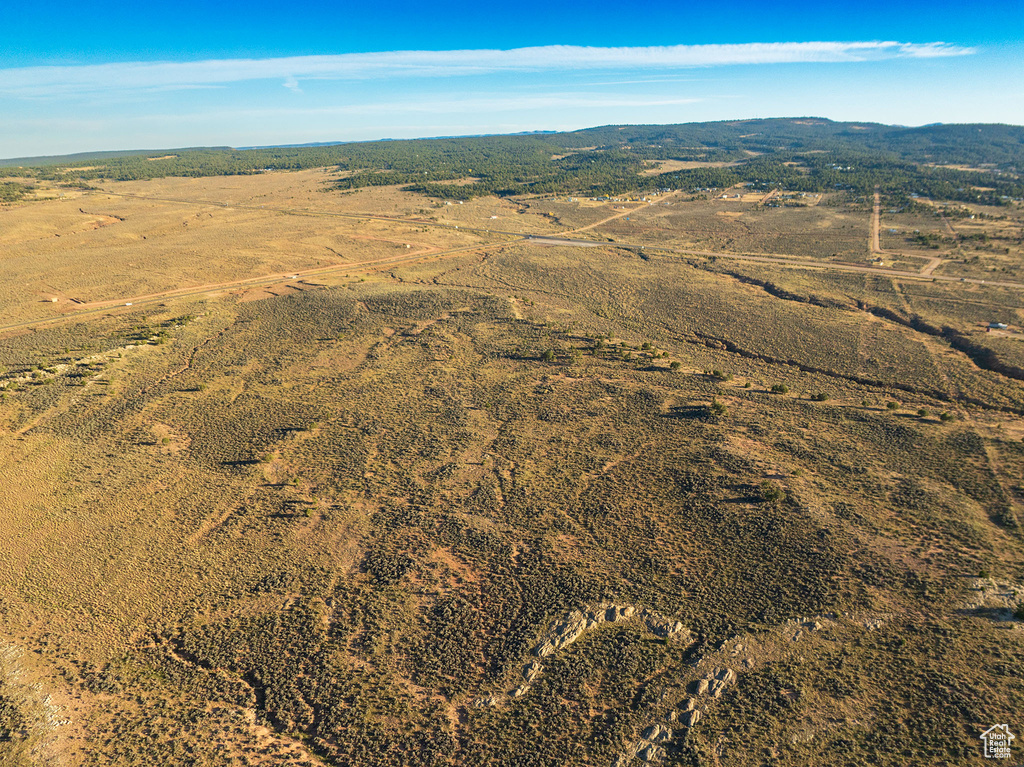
[474,602,692,712]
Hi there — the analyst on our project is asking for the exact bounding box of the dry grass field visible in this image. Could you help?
[0,174,529,325]
[640,160,739,176]
[1,169,1022,767]
[575,192,873,261]
[879,200,1024,281]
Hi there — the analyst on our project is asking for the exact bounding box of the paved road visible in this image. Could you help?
[525,236,601,247]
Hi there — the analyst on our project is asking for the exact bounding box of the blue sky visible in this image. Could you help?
[2,0,1022,158]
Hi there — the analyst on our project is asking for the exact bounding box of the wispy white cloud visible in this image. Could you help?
[585,77,702,86]
[0,41,974,97]
[63,94,704,125]
[282,94,704,116]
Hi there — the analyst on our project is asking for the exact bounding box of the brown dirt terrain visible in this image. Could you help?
[0,170,1022,767]
[640,159,739,176]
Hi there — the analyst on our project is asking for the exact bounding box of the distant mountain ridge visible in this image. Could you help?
[562,119,1024,168]
[236,131,558,151]
[0,146,230,168]
[3,118,1021,169]
[4,118,1022,206]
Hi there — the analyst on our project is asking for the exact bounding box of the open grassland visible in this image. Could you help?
[640,159,740,176]
[579,193,874,262]
[96,170,566,235]
[879,201,1024,281]
[0,176,518,325]
[0,171,1022,767]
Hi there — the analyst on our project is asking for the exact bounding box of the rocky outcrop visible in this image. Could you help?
[712,667,735,697]
[641,724,672,743]
[535,604,656,657]
[637,743,665,762]
[612,611,916,767]
[640,610,687,639]
[473,603,692,711]
[534,604,688,658]
[522,660,543,683]
[962,577,1024,619]
[615,665,735,765]
[535,611,588,657]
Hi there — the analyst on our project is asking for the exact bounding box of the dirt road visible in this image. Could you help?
[524,236,601,247]
[98,190,527,239]
[646,244,1022,287]
[921,257,945,276]
[938,211,957,237]
[0,238,523,337]
[564,191,679,234]
[872,188,949,277]
[3,188,1021,338]
[871,189,882,254]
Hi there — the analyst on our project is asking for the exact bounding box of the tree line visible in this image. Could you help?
[8,119,1022,205]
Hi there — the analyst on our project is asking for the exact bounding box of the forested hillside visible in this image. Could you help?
[4,119,1022,206]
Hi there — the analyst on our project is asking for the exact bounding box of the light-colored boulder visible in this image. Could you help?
[641,611,687,638]
[638,743,664,762]
[642,724,663,740]
[523,660,543,682]
[550,612,587,649]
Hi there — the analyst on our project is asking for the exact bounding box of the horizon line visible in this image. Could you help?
[6,116,1024,165]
